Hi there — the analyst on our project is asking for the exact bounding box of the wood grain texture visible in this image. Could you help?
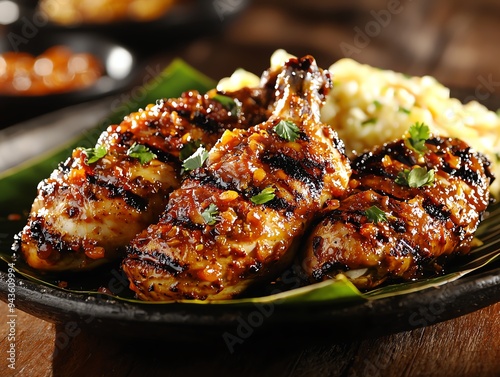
[1,301,499,377]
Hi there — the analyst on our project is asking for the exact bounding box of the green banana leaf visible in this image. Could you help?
[1,59,499,307]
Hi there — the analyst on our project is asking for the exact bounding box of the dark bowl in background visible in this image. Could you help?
[0,33,139,128]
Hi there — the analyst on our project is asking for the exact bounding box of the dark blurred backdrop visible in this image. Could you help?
[1,0,500,126]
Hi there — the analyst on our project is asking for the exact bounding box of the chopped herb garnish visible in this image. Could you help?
[180,140,202,161]
[361,118,377,126]
[83,145,107,164]
[212,94,241,116]
[250,187,276,205]
[365,205,387,224]
[395,167,435,188]
[273,120,301,142]
[127,143,157,164]
[399,106,411,114]
[182,146,209,172]
[201,203,218,225]
[373,100,382,109]
[405,122,430,155]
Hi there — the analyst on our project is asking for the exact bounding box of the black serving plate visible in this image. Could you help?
[0,33,139,128]
[0,261,499,343]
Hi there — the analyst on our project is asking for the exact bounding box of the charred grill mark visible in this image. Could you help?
[389,238,415,258]
[424,138,442,147]
[117,130,135,145]
[191,169,233,192]
[390,218,407,233]
[175,109,191,119]
[151,251,187,275]
[243,184,296,213]
[30,217,70,255]
[352,153,389,178]
[384,142,417,167]
[161,213,205,231]
[324,209,343,222]
[452,146,472,160]
[67,207,79,218]
[127,247,187,275]
[58,159,72,174]
[190,169,296,214]
[86,174,148,212]
[352,141,416,177]
[312,236,323,257]
[142,145,178,164]
[265,196,296,214]
[447,165,481,186]
[422,198,451,221]
[262,153,324,193]
[110,131,177,164]
[248,261,262,273]
[192,111,222,134]
[332,134,346,155]
[312,261,348,281]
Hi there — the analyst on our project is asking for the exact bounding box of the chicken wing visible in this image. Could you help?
[18,86,272,271]
[302,136,494,289]
[122,56,351,301]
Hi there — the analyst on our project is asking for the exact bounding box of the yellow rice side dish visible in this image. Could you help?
[218,50,500,196]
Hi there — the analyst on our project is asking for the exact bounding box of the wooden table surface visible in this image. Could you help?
[0,301,499,377]
[2,0,500,376]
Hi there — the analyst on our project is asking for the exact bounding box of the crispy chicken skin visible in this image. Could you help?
[122,56,351,301]
[18,87,272,271]
[303,137,494,289]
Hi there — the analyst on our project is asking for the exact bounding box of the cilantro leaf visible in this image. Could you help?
[201,203,218,225]
[250,187,276,205]
[361,118,377,126]
[398,106,411,115]
[83,145,107,164]
[212,94,241,116]
[273,120,301,142]
[395,167,435,188]
[127,143,157,164]
[365,205,387,224]
[405,122,430,155]
[180,140,202,162]
[182,146,209,172]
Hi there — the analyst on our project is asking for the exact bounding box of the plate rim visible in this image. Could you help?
[1,261,499,339]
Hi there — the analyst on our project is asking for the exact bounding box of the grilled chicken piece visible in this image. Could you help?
[18,87,272,271]
[303,136,494,289]
[122,56,351,301]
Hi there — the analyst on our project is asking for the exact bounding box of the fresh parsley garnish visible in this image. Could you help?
[182,146,209,172]
[361,118,377,126]
[201,203,218,225]
[180,140,202,161]
[250,187,276,205]
[83,145,107,164]
[405,122,430,155]
[212,94,241,116]
[395,167,435,188]
[398,106,411,115]
[273,120,301,142]
[365,205,387,224]
[127,143,157,164]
